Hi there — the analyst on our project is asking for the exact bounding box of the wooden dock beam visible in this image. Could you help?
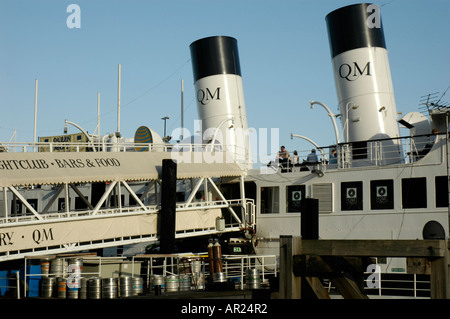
[279,236,450,299]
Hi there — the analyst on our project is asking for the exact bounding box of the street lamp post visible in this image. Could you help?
[345,102,359,143]
[161,116,170,142]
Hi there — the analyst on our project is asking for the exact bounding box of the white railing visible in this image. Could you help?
[323,273,431,298]
[176,198,255,229]
[21,256,131,298]
[266,133,445,173]
[0,204,159,226]
[222,254,278,290]
[133,253,277,291]
[1,133,444,173]
[363,273,431,298]
[0,196,252,262]
[0,141,212,153]
[0,271,20,299]
[0,197,252,229]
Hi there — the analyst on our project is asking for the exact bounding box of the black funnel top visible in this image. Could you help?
[326,3,386,58]
[190,36,241,82]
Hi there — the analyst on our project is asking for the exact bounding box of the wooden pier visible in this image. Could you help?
[279,236,450,299]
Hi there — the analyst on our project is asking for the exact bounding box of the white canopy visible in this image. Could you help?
[0,151,244,187]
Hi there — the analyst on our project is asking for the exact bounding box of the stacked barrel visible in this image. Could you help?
[37,257,144,299]
[149,259,206,294]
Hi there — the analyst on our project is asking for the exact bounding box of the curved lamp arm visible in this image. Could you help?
[210,118,234,149]
[64,119,97,152]
[309,100,341,144]
[291,133,327,162]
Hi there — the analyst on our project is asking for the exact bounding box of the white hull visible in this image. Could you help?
[243,134,449,273]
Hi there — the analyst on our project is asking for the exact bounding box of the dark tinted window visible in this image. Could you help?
[402,178,427,208]
[261,187,279,214]
[435,176,448,208]
[75,196,89,210]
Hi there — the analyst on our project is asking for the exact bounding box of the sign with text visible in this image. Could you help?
[39,133,88,152]
[0,151,243,187]
[0,213,158,253]
[0,152,159,187]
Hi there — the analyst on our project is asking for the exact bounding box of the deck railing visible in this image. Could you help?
[0,133,445,172]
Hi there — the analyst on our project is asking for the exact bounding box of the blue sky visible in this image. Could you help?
[1,0,449,159]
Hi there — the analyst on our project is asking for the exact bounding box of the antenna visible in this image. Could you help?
[420,89,450,113]
[436,85,450,105]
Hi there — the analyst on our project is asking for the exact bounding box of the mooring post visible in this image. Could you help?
[300,198,319,239]
[430,241,449,299]
[159,159,177,253]
[281,238,449,299]
[279,236,301,299]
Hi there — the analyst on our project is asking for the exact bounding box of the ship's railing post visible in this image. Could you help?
[16,271,20,299]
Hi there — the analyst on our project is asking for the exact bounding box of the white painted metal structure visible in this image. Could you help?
[247,107,450,273]
[190,36,252,170]
[0,5,447,287]
[0,145,254,262]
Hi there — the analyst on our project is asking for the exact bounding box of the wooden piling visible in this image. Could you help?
[159,159,177,254]
[280,237,450,299]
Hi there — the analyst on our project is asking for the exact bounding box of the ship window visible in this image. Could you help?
[129,194,143,206]
[341,181,363,211]
[75,196,89,210]
[312,183,333,213]
[260,186,279,214]
[402,177,426,208]
[286,185,305,213]
[25,199,38,216]
[58,197,70,211]
[435,176,448,208]
[11,197,22,216]
[370,180,394,210]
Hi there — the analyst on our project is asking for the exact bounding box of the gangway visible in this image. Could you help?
[0,143,255,262]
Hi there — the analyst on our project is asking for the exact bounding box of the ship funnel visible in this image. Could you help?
[190,36,251,168]
[134,126,164,152]
[326,3,403,164]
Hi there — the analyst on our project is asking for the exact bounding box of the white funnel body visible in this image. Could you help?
[190,36,251,168]
[332,47,398,142]
[326,3,402,164]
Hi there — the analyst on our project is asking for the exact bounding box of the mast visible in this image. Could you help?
[117,64,121,137]
[97,91,100,137]
[33,78,38,148]
[181,78,184,140]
